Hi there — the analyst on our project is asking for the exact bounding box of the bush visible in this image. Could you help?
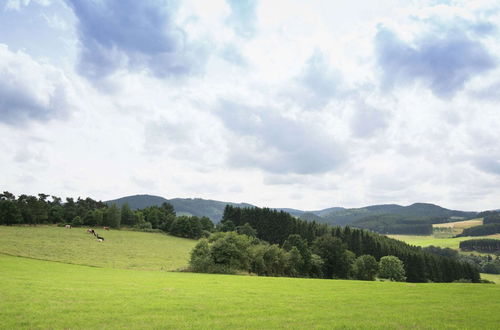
[453,278,472,283]
[379,256,406,282]
[72,216,83,227]
[351,255,378,281]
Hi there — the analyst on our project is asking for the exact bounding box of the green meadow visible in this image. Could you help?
[387,234,500,250]
[1,225,500,329]
[1,254,500,329]
[0,225,196,270]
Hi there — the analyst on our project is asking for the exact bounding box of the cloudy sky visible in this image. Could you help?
[1,0,499,211]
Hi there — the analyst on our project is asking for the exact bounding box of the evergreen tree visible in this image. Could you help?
[120,203,135,226]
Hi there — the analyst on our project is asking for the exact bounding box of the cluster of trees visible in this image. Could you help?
[350,214,435,235]
[458,254,500,274]
[483,213,500,225]
[423,245,500,274]
[456,224,500,237]
[218,206,479,282]
[0,191,110,226]
[459,239,500,253]
[0,191,214,240]
[190,231,407,281]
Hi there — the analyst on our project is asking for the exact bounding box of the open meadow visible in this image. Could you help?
[0,225,196,270]
[1,254,500,329]
[1,225,500,328]
[387,233,500,250]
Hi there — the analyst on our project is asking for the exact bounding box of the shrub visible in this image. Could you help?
[379,256,406,282]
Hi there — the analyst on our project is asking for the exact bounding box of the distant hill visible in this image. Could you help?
[107,195,477,226]
[319,203,476,226]
[106,194,169,210]
[106,195,254,222]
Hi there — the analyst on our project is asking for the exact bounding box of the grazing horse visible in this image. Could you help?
[65,224,71,229]
[103,226,110,231]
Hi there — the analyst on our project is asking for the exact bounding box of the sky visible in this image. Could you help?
[0,0,499,211]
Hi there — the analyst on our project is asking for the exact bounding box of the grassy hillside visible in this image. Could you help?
[433,218,483,229]
[388,234,500,250]
[433,218,484,236]
[0,226,196,270]
[1,255,499,329]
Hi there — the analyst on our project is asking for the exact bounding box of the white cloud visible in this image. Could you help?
[0,44,76,125]
[0,0,500,211]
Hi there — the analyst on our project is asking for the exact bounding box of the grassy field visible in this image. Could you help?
[433,218,483,229]
[1,254,499,329]
[432,218,483,236]
[0,225,196,270]
[480,273,500,284]
[388,234,500,250]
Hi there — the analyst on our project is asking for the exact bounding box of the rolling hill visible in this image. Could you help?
[106,195,478,226]
[106,194,254,221]
[319,203,477,226]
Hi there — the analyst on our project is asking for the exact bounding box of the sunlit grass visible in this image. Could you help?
[1,255,499,329]
[388,233,500,250]
[0,225,197,270]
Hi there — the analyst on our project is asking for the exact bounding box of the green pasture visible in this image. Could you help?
[480,273,500,284]
[0,225,196,270]
[1,255,499,329]
[388,234,500,250]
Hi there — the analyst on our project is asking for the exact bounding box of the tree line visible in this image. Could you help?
[350,214,435,235]
[216,205,480,283]
[190,231,406,281]
[456,223,500,237]
[422,245,500,274]
[483,213,500,225]
[0,191,214,240]
[459,239,500,253]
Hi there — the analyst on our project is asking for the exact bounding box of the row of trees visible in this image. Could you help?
[422,245,500,274]
[0,191,107,226]
[220,206,480,282]
[459,239,500,253]
[456,224,500,237]
[0,191,215,240]
[484,213,500,225]
[350,214,434,235]
[190,231,406,281]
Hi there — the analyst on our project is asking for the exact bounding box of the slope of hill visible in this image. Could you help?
[106,194,254,221]
[0,225,196,270]
[106,194,169,210]
[106,195,478,226]
[320,203,476,226]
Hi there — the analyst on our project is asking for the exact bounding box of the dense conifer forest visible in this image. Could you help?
[218,206,480,282]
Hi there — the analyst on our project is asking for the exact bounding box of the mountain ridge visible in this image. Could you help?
[106,194,478,223]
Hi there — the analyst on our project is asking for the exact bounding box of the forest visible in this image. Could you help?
[456,223,500,237]
[460,239,500,253]
[210,206,480,283]
[0,191,213,240]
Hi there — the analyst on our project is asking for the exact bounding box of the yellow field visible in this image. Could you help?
[433,218,483,229]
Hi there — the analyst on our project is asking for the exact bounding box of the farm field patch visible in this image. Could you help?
[433,218,483,229]
[1,255,499,329]
[0,225,196,270]
[387,234,500,250]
